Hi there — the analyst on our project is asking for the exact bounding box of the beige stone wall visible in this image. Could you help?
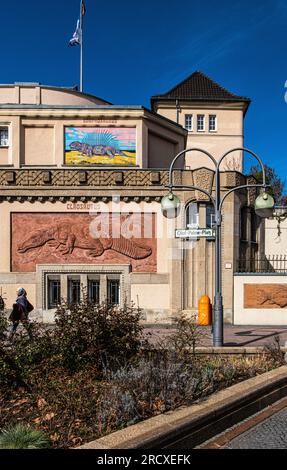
[148,132,176,168]
[0,87,16,104]
[0,85,109,106]
[20,87,38,105]
[0,200,171,320]
[183,203,215,312]
[0,117,20,166]
[0,147,9,165]
[179,194,237,323]
[0,192,250,323]
[0,112,185,170]
[40,88,108,106]
[265,217,287,257]
[0,84,186,170]
[23,127,54,165]
[234,275,287,325]
[155,103,244,171]
[19,116,142,167]
[185,135,243,171]
[131,284,170,309]
[156,105,243,136]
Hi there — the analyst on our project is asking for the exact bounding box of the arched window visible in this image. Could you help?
[186,202,199,228]
[185,202,215,229]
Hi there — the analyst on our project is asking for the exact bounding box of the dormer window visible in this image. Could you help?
[0,127,8,147]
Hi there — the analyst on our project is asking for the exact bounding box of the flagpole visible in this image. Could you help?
[80,0,83,92]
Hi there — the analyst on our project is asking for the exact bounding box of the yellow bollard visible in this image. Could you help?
[198,295,212,325]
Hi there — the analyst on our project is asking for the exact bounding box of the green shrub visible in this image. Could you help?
[0,423,51,449]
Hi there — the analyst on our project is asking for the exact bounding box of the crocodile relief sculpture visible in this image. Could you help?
[17,222,152,259]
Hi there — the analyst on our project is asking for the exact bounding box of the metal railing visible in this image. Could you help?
[237,254,287,273]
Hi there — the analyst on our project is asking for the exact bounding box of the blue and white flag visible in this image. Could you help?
[69,19,81,46]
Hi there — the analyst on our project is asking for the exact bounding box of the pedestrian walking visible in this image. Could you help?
[9,287,34,340]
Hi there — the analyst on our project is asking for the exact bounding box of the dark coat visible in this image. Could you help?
[9,303,26,322]
[9,297,34,322]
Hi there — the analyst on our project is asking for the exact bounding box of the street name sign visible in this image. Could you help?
[175,228,215,238]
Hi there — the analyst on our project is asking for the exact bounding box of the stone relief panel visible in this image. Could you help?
[246,175,258,206]
[244,284,287,309]
[223,171,245,188]
[192,168,214,201]
[11,213,156,273]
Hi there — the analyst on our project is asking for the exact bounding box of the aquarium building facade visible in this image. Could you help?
[0,73,270,324]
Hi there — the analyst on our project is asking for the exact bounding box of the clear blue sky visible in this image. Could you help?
[1,0,286,188]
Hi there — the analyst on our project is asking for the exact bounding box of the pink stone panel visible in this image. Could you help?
[11,213,157,273]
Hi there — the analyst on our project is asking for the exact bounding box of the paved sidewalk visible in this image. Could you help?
[199,397,287,449]
[143,324,287,347]
[225,404,287,449]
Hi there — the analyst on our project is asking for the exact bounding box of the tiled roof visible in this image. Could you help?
[151,71,250,104]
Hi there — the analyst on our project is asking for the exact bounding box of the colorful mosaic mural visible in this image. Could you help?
[65,127,136,165]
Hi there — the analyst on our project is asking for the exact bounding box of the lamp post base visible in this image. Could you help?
[213,293,224,347]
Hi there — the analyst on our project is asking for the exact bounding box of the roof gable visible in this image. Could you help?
[151,71,250,103]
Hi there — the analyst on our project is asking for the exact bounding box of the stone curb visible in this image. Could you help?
[194,347,287,354]
[77,365,287,449]
[147,347,287,354]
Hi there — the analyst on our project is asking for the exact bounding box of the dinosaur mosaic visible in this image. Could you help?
[69,141,127,158]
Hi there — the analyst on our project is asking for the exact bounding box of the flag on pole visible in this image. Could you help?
[69,19,81,46]
[69,1,86,46]
[69,1,86,91]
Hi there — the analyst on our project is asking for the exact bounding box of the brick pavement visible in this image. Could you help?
[199,398,287,449]
[225,402,287,449]
[143,325,287,347]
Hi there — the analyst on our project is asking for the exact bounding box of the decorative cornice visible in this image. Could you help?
[0,194,164,203]
[0,169,171,188]
[0,168,251,203]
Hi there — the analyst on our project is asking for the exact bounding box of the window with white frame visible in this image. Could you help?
[209,115,217,132]
[197,115,205,132]
[0,127,9,147]
[184,114,193,131]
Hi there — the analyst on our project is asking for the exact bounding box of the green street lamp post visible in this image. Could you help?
[161,147,274,347]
